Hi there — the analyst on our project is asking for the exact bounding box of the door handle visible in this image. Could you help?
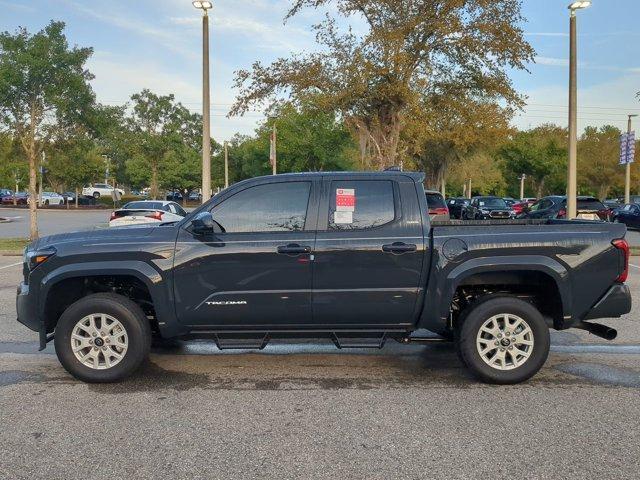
[277,244,312,256]
[382,242,417,254]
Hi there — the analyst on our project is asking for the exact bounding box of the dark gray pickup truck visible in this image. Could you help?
[17,171,632,384]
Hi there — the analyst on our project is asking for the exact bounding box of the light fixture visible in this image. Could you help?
[568,1,591,10]
[193,1,213,10]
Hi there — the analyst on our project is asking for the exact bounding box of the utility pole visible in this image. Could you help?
[567,1,591,219]
[270,123,277,175]
[467,178,472,199]
[224,141,229,188]
[520,174,526,200]
[626,115,638,204]
[193,1,213,202]
[441,175,446,197]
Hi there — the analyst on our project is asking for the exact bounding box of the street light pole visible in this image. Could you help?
[626,114,638,204]
[193,1,213,203]
[567,1,591,219]
[519,174,526,200]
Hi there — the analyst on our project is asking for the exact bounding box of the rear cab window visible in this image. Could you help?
[425,193,446,210]
[328,180,396,230]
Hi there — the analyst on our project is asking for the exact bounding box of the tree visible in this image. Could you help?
[219,102,356,184]
[46,134,103,207]
[0,21,95,238]
[577,125,625,199]
[0,132,28,201]
[498,125,567,198]
[125,90,213,198]
[446,151,507,197]
[231,0,534,169]
[405,93,513,190]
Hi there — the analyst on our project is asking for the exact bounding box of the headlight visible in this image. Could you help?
[24,246,56,271]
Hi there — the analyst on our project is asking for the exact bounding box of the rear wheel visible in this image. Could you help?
[54,293,151,383]
[456,296,550,384]
[93,191,101,199]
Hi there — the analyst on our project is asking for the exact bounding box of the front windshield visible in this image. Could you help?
[478,198,507,208]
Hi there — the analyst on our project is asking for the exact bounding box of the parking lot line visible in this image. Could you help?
[0,262,22,270]
[630,263,640,269]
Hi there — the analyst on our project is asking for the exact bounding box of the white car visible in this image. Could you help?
[82,183,125,199]
[28,192,65,206]
[109,200,187,227]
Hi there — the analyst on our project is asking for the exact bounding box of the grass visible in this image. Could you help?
[0,238,29,254]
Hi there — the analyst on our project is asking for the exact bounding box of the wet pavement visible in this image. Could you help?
[0,256,639,479]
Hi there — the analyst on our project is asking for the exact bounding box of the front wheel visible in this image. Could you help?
[456,296,550,384]
[54,293,151,383]
[93,191,101,199]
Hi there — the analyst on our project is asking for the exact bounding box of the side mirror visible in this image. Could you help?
[191,211,215,235]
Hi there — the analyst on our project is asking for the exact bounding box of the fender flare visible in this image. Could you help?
[38,261,177,340]
[421,255,571,332]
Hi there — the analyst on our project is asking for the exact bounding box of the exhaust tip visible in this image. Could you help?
[576,321,617,341]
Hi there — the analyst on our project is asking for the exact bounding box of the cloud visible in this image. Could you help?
[62,0,198,61]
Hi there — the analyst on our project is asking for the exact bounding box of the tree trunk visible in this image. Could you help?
[28,149,38,240]
[150,162,159,200]
[536,178,545,199]
[75,187,79,209]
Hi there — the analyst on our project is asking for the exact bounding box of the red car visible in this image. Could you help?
[0,192,28,205]
[511,201,529,215]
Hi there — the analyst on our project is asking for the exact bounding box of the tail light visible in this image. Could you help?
[145,211,164,221]
[557,208,566,218]
[612,238,630,283]
[429,207,449,215]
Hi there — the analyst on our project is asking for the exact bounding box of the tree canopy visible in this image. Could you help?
[231,0,534,170]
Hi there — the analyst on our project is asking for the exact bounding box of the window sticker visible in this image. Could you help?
[336,188,355,212]
[334,211,353,224]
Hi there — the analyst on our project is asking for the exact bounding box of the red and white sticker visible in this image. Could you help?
[336,188,355,212]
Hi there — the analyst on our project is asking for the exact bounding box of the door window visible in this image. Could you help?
[328,180,395,230]
[211,182,311,233]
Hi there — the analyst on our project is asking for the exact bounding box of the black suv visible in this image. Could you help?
[463,196,512,220]
[520,196,609,221]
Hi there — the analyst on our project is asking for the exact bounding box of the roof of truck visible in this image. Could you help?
[255,171,425,182]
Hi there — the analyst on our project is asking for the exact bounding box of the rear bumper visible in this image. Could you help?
[16,282,39,332]
[583,284,632,321]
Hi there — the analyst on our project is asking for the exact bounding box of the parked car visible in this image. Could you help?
[446,197,470,220]
[109,200,187,227]
[166,191,184,202]
[82,183,125,199]
[503,197,517,207]
[0,188,12,197]
[17,171,631,384]
[520,196,610,221]
[463,196,512,220]
[188,191,202,202]
[604,198,622,210]
[425,190,450,222]
[1,190,28,205]
[521,197,538,205]
[62,192,76,203]
[510,201,529,216]
[29,192,64,206]
[612,204,640,229]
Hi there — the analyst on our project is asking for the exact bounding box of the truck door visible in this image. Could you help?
[312,175,425,327]
[173,179,318,327]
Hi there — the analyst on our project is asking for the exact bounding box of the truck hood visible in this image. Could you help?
[28,226,161,251]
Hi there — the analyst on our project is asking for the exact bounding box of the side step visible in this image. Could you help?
[331,332,387,349]
[213,333,270,350]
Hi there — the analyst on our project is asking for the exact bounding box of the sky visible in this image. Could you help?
[1,0,639,141]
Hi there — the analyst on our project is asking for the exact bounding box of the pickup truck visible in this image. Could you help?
[17,171,632,384]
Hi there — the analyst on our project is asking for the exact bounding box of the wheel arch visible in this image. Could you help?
[420,255,570,334]
[38,261,178,346]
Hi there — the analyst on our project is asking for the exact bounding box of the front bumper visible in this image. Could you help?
[583,284,632,320]
[16,282,39,332]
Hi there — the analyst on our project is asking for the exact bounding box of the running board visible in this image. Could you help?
[331,332,387,349]
[213,334,270,350]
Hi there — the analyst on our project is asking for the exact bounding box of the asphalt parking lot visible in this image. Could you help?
[0,255,639,479]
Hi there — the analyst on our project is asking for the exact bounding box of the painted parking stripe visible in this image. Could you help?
[0,262,22,270]
[630,263,640,269]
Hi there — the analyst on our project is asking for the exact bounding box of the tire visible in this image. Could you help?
[455,296,550,384]
[44,200,49,206]
[54,293,151,383]
[93,191,101,199]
